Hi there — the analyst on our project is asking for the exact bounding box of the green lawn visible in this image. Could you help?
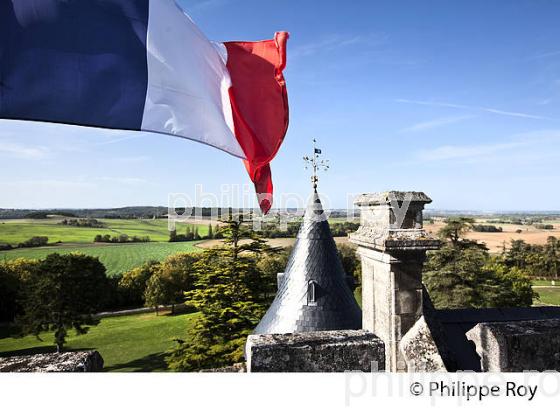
[534,288,560,306]
[0,218,211,245]
[0,311,199,372]
[531,279,560,306]
[532,279,560,287]
[0,241,202,276]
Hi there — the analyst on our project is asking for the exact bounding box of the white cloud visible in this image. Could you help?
[0,179,95,190]
[0,142,50,159]
[537,97,553,106]
[400,115,474,133]
[113,156,150,163]
[93,132,143,146]
[188,0,230,12]
[0,119,135,154]
[417,141,526,161]
[291,33,388,59]
[395,99,553,120]
[93,176,149,185]
[482,108,547,120]
[528,50,560,60]
[416,129,560,162]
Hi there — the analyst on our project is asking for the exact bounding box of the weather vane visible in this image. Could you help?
[303,138,330,190]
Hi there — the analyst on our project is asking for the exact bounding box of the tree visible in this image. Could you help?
[438,217,474,248]
[18,236,49,248]
[144,270,175,315]
[503,239,532,269]
[184,227,194,241]
[484,263,535,307]
[424,245,536,309]
[156,253,199,313]
[118,261,160,306]
[337,243,361,288]
[424,245,487,308]
[424,219,536,309]
[545,236,560,278]
[0,258,39,322]
[502,238,560,279]
[169,229,177,242]
[166,217,276,371]
[207,224,214,239]
[256,247,290,299]
[18,253,109,352]
[0,265,20,322]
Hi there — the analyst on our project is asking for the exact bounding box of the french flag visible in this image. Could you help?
[0,0,289,214]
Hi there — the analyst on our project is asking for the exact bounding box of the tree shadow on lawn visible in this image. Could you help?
[103,352,169,372]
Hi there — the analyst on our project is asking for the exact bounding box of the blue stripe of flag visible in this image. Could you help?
[0,0,150,130]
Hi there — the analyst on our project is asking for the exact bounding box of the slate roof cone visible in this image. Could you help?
[254,189,362,334]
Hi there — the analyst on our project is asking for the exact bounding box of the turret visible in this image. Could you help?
[253,141,361,334]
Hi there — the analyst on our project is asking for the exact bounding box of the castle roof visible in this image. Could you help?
[435,306,560,371]
[254,190,362,334]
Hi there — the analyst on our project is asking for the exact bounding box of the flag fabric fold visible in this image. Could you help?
[0,0,289,213]
[225,32,289,214]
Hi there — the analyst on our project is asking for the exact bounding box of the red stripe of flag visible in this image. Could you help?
[225,32,289,214]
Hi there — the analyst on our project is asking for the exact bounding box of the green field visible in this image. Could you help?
[0,218,211,245]
[531,279,560,306]
[0,311,199,372]
[0,241,202,276]
[534,288,560,306]
[0,218,206,371]
[532,279,560,287]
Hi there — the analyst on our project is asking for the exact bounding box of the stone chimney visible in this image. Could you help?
[349,191,439,371]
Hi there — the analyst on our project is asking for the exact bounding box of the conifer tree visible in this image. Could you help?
[166,217,275,371]
[424,219,536,309]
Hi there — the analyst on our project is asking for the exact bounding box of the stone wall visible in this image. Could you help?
[466,319,560,372]
[245,330,385,372]
[0,351,104,372]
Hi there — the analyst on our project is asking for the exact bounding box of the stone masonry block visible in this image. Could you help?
[246,330,385,372]
[466,319,560,372]
[0,351,104,372]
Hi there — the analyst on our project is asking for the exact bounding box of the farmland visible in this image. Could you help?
[2,215,560,296]
[0,241,202,276]
[0,217,212,245]
[0,216,208,372]
[0,311,199,372]
[425,219,560,253]
[0,217,215,276]
[0,213,559,374]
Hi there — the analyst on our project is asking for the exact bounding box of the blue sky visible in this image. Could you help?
[1,0,560,210]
